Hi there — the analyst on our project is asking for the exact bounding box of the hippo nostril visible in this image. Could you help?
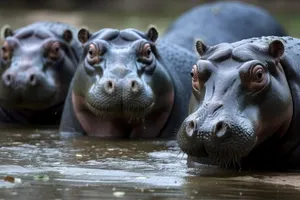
[215,122,223,132]
[6,74,11,82]
[28,74,37,86]
[3,74,12,86]
[213,121,228,138]
[104,80,115,94]
[108,80,113,88]
[186,120,196,137]
[131,80,136,88]
[130,80,139,93]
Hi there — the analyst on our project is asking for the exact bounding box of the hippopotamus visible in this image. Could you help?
[162,1,287,52]
[0,21,83,124]
[177,36,300,170]
[59,27,198,138]
[59,2,287,139]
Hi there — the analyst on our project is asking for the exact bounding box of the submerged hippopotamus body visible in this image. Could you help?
[162,1,287,52]
[177,36,300,170]
[0,21,83,124]
[59,27,198,138]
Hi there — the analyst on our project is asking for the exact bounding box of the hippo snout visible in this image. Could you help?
[102,77,143,96]
[178,112,257,166]
[186,119,231,140]
[2,71,40,88]
[86,75,154,118]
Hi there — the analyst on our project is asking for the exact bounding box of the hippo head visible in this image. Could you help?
[71,27,174,138]
[177,38,293,168]
[0,25,77,110]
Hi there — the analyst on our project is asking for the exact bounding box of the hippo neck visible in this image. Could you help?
[0,102,64,125]
[276,54,300,165]
[154,40,196,137]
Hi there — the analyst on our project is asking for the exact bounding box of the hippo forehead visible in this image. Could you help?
[90,28,149,47]
[14,27,57,40]
[201,42,273,69]
[6,27,64,48]
[4,28,68,54]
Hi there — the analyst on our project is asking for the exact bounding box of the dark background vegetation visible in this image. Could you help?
[0,0,298,36]
[0,0,296,13]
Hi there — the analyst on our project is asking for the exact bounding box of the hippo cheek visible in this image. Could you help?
[85,76,155,120]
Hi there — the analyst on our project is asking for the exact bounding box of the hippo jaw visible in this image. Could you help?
[71,27,175,138]
[177,39,293,168]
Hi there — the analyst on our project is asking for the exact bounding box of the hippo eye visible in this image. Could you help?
[190,71,194,77]
[52,42,60,51]
[88,49,93,56]
[47,41,61,61]
[245,64,268,92]
[141,43,152,58]
[146,48,151,56]
[191,65,198,81]
[87,44,100,65]
[252,65,266,83]
[1,41,12,62]
[88,44,97,58]
[191,65,201,91]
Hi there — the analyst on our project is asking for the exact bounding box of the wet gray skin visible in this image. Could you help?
[177,37,295,170]
[0,22,82,124]
[1,126,300,200]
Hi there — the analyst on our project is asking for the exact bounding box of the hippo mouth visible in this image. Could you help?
[0,90,58,110]
[179,132,257,168]
[203,139,257,168]
[85,100,155,122]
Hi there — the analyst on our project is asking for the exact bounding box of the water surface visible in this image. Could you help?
[0,126,300,200]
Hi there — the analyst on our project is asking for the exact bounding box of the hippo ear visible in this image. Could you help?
[146,26,158,42]
[195,40,208,56]
[78,28,91,44]
[268,40,284,58]
[63,29,73,43]
[0,25,13,39]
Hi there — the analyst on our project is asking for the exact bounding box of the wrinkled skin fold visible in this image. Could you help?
[177,36,300,170]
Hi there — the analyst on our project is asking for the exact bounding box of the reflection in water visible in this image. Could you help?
[0,126,300,199]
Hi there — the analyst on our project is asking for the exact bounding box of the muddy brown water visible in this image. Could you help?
[0,8,300,200]
[0,125,300,200]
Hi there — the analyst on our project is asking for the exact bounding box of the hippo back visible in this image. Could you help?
[162,1,287,52]
[156,40,198,136]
